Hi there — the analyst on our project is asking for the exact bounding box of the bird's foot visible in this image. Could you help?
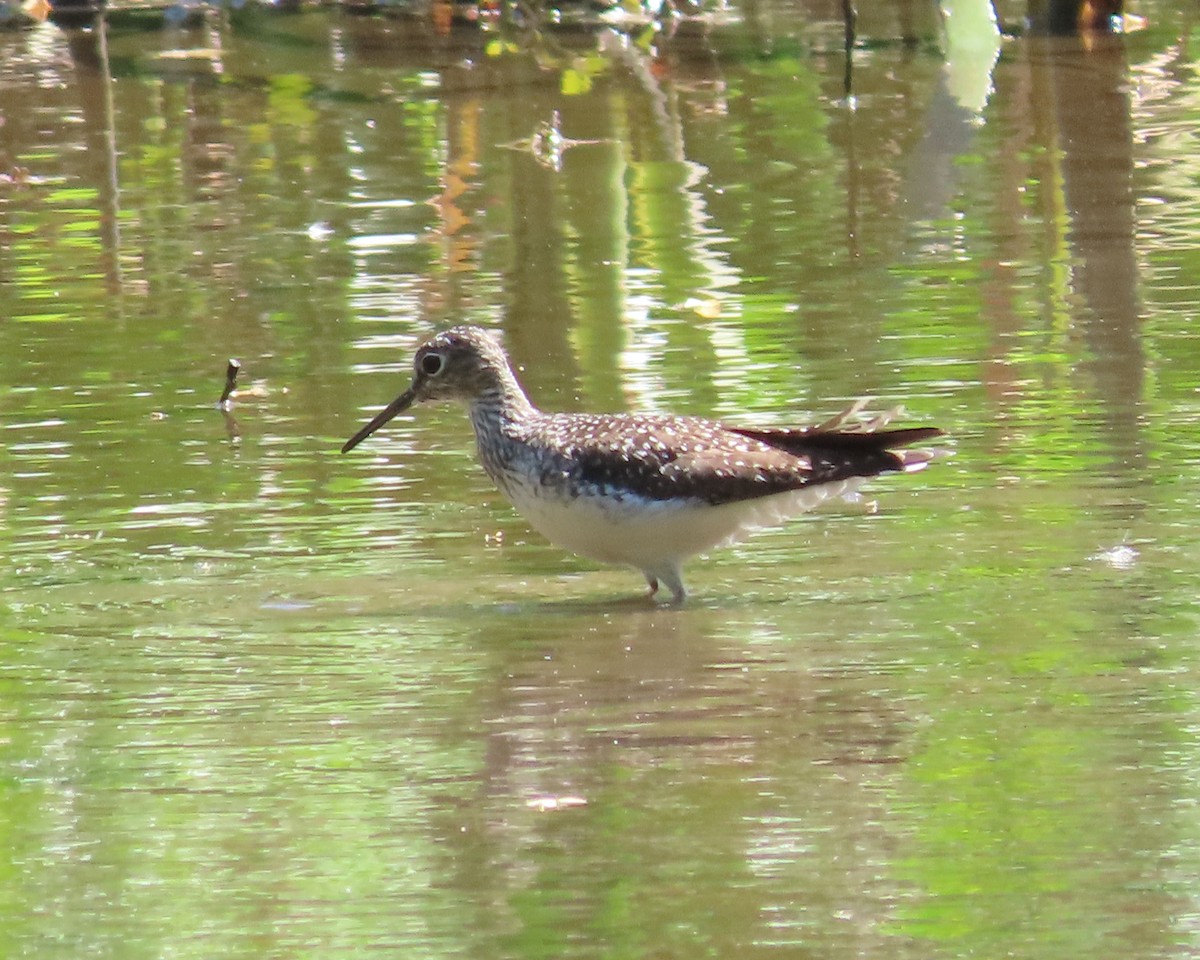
[643,570,686,605]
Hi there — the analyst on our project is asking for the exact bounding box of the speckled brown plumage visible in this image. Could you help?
[342,326,942,602]
[479,411,938,506]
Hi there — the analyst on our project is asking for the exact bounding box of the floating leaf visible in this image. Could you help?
[485,39,516,57]
[561,68,591,96]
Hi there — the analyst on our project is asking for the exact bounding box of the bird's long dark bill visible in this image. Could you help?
[341,388,416,453]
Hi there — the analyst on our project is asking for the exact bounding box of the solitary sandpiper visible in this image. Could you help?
[342,326,942,602]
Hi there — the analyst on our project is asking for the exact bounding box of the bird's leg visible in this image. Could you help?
[661,566,687,604]
[644,565,687,605]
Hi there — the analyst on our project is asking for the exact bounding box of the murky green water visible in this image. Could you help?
[4,1,1200,957]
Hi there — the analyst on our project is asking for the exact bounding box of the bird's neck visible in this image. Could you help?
[466,369,540,495]
[467,364,538,437]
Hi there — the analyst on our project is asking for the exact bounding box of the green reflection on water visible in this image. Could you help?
[3,2,1200,958]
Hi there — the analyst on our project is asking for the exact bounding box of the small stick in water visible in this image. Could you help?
[219,359,241,408]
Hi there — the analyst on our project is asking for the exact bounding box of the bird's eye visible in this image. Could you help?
[420,352,445,376]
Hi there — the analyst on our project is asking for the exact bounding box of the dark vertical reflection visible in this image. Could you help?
[66,23,122,296]
[1047,33,1144,469]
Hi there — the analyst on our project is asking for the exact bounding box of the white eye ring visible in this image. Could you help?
[420,352,445,376]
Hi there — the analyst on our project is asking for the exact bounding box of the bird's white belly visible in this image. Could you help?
[501,478,864,568]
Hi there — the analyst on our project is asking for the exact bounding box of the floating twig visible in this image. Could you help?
[218,358,241,409]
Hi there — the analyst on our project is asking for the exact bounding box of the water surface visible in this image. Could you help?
[3,2,1200,957]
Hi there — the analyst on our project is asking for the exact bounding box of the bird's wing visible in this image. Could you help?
[551,413,940,505]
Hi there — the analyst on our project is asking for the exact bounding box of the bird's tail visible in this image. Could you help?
[730,401,945,477]
[807,399,943,473]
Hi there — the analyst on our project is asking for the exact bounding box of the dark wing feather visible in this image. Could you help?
[728,425,945,477]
